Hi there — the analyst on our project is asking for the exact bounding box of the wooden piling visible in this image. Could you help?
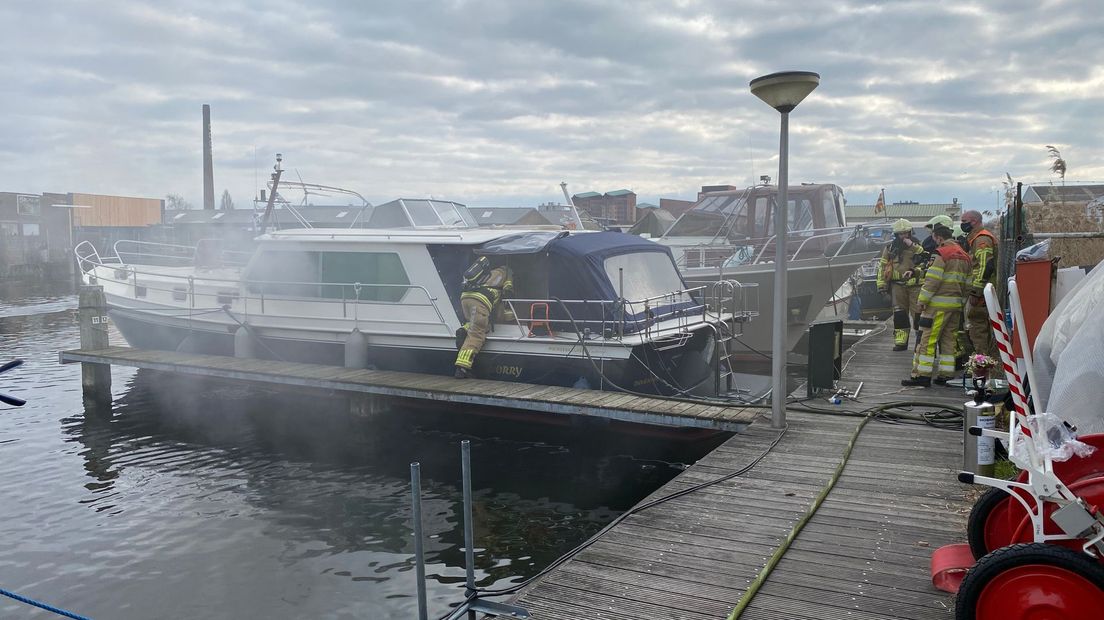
[78,285,111,400]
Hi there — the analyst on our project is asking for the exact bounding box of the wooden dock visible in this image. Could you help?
[58,346,759,431]
[512,323,973,619]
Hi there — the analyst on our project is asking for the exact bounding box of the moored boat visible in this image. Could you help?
[75,200,755,396]
[653,183,885,356]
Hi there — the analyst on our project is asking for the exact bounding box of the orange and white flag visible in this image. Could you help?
[873,188,886,215]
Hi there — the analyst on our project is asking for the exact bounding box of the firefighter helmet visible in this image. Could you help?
[926,214,953,229]
[892,218,912,234]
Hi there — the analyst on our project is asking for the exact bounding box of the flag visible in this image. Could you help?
[873,189,886,215]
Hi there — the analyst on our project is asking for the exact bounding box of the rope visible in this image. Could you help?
[0,586,93,620]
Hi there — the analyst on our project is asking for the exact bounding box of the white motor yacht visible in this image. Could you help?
[75,199,756,395]
[653,183,884,356]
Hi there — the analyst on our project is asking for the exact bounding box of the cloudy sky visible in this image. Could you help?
[1,0,1101,212]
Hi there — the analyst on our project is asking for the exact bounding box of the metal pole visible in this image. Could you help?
[411,462,428,620]
[461,441,476,620]
[771,111,790,429]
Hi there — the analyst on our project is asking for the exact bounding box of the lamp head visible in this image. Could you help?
[750,71,820,113]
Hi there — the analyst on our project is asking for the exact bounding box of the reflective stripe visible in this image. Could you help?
[971,246,993,290]
[928,295,963,309]
[942,272,968,283]
[455,348,475,369]
[460,290,495,309]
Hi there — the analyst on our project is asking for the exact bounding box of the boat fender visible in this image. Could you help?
[233,325,256,359]
[345,329,370,369]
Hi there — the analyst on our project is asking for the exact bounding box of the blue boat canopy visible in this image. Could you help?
[541,232,699,331]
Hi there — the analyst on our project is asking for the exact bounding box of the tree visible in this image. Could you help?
[1046,145,1067,183]
[219,189,235,210]
[165,193,192,210]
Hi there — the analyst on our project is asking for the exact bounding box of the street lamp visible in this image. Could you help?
[750,70,820,429]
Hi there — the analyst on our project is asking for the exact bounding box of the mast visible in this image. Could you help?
[560,181,585,230]
[260,153,284,234]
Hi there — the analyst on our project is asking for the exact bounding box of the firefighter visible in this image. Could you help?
[961,209,1000,373]
[454,255,513,379]
[877,219,922,351]
[902,224,971,387]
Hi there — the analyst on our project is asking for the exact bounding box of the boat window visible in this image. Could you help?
[245,251,321,298]
[822,190,841,227]
[403,200,439,227]
[789,198,814,233]
[320,252,409,302]
[666,211,724,237]
[753,197,771,237]
[433,202,466,227]
[604,252,685,302]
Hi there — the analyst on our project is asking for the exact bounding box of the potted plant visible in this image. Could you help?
[966,354,998,379]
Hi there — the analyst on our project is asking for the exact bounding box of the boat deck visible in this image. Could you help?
[59,346,759,431]
[511,323,973,619]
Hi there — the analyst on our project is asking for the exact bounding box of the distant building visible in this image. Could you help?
[845,200,962,225]
[0,192,70,279]
[571,189,637,225]
[659,197,695,218]
[1023,183,1104,205]
[471,207,554,227]
[1,191,163,281]
[698,185,742,200]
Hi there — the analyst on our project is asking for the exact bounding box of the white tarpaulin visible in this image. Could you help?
[1032,262,1104,434]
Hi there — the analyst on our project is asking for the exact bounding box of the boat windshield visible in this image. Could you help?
[603,252,685,301]
[367,198,478,228]
[665,184,844,241]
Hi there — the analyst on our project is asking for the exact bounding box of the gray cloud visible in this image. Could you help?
[0,0,1101,210]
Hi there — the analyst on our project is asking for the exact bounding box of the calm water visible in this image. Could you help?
[0,282,724,619]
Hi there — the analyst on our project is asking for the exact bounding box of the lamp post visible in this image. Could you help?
[750,71,820,429]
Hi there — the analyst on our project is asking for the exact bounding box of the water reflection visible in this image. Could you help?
[2,282,727,618]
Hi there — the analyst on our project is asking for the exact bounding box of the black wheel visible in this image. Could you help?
[955,543,1104,619]
[967,487,1024,560]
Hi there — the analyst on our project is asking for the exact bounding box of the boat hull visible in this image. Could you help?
[107,307,717,396]
[681,251,877,355]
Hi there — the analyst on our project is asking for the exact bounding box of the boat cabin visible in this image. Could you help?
[661,183,848,267]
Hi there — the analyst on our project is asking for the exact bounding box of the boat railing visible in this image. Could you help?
[749,225,872,264]
[500,282,758,342]
[672,224,887,269]
[75,246,454,334]
[112,239,253,269]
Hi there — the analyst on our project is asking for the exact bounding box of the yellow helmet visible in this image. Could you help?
[926,214,953,229]
[952,224,964,238]
[892,218,912,234]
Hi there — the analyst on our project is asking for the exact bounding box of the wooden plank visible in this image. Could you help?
[515,320,970,619]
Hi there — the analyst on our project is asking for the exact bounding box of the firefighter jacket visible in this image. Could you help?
[876,238,921,289]
[918,240,971,312]
[966,228,998,298]
[461,265,513,310]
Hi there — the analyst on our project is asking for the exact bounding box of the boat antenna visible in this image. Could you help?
[560,181,585,230]
[260,153,284,234]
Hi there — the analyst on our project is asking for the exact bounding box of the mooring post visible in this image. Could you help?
[411,462,429,620]
[461,440,477,620]
[78,285,111,400]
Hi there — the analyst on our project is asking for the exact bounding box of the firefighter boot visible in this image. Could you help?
[892,309,910,351]
[893,329,909,351]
